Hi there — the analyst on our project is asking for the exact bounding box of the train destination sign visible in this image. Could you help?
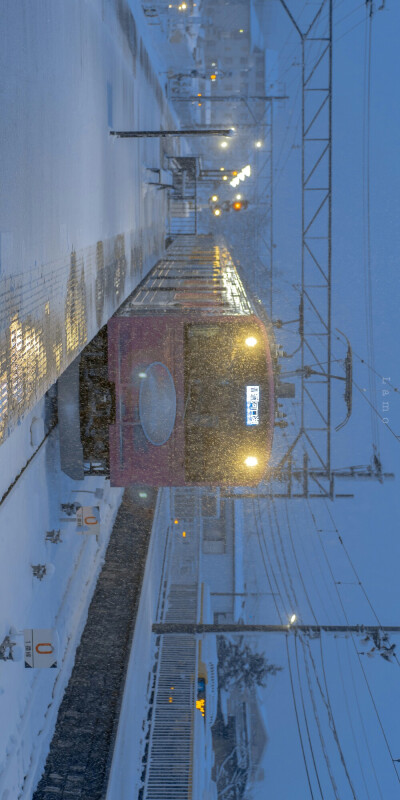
[246,385,260,426]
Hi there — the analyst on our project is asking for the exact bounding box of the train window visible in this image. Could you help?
[184,322,271,483]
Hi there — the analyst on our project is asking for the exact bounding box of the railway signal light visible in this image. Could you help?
[232,198,249,211]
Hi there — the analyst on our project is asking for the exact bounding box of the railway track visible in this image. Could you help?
[32,491,155,800]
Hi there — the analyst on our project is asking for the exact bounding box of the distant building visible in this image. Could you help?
[193,0,266,126]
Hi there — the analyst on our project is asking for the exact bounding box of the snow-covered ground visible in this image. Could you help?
[0,0,178,444]
[0,396,124,799]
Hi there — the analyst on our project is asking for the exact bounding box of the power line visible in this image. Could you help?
[258,499,350,796]
[293,634,326,799]
[305,500,400,783]
[275,500,358,797]
[334,638,378,799]
[296,634,341,799]
[252,499,284,622]
[256,497,359,796]
[286,635,316,799]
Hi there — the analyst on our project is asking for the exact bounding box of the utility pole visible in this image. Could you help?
[171,95,288,102]
[110,128,232,138]
[153,623,400,635]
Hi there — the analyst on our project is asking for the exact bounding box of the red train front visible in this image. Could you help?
[107,236,275,487]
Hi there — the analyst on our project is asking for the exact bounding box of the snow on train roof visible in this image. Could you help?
[115,235,254,317]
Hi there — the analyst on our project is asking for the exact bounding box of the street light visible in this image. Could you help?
[220,141,228,148]
[255,140,263,148]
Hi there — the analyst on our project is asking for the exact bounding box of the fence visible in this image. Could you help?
[141,489,202,800]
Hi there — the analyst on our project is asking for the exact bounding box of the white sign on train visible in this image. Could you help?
[76,505,100,534]
[24,628,58,669]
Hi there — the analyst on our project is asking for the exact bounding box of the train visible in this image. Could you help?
[59,234,279,487]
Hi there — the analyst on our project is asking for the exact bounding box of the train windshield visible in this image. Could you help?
[184,322,272,484]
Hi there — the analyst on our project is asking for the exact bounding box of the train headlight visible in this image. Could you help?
[245,456,258,467]
[245,336,257,347]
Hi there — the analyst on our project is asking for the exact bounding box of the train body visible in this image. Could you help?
[68,235,275,487]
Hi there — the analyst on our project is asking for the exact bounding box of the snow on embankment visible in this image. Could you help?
[0,401,123,800]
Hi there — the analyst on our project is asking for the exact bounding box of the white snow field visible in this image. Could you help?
[0,395,124,799]
[0,3,183,793]
[0,0,177,445]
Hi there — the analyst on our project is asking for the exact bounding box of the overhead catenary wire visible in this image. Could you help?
[259,494,397,790]
[334,640,378,800]
[342,638,385,799]
[305,499,400,783]
[276,500,358,797]
[323,499,400,670]
[286,635,316,799]
[260,498,359,797]
[296,634,341,800]
[252,499,284,623]
[252,501,322,795]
